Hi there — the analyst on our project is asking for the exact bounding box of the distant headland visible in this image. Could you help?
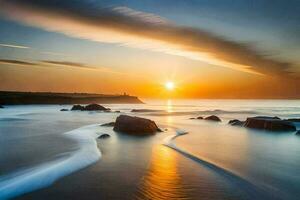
[0,91,144,105]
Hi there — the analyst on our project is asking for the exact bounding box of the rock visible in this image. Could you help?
[286,118,300,123]
[296,130,300,135]
[204,115,221,122]
[71,104,110,111]
[197,116,204,119]
[228,119,244,126]
[98,134,110,139]
[131,109,160,112]
[113,115,161,135]
[84,104,110,111]
[100,122,115,127]
[71,105,85,111]
[189,117,196,119]
[244,116,296,132]
[0,105,4,108]
[115,111,121,113]
[60,109,69,111]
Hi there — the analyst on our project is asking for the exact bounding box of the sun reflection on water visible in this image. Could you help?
[135,145,188,200]
[167,99,173,113]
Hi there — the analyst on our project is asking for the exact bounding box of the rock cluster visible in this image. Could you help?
[228,116,297,132]
[71,104,110,111]
[244,116,296,131]
[191,115,221,122]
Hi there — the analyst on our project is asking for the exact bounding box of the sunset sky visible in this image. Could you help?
[0,0,299,98]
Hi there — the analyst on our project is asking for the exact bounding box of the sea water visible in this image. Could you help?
[0,100,300,199]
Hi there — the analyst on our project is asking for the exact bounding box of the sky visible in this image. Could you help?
[0,0,299,98]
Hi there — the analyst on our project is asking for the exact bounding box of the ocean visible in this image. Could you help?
[0,99,300,200]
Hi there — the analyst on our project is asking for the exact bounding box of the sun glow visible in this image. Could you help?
[165,81,175,90]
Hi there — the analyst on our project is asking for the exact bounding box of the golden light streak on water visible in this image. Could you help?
[135,145,189,200]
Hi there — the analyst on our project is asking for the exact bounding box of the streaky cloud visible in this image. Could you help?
[0,58,129,75]
[0,0,296,76]
[0,59,35,66]
[41,60,96,70]
[0,43,30,49]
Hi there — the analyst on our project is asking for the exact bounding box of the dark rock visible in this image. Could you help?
[100,122,115,127]
[60,109,69,111]
[228,119,244,126]
[244,116,296,132]
[115,111,121,113]
[0,105,4,108]
[71,104,110,111]
[131,109,161,113]
[98,134,110,139]
[296,130,300,135]
[286,118,300,123]
[113,115,161,135]
[197,116,204,119]
[204,115,221,122]
[71,105,85,111]
[84,104,110,111]
[189,117,196,119]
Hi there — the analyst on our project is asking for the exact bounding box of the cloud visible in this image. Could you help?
[41,60,97,70]
[0,58,128,76]
[0,0,295,76]
[0,59,35,66]
[0,43,30,49]
[0,58,101,70]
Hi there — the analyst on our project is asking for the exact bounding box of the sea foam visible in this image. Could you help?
[0,124,101,200]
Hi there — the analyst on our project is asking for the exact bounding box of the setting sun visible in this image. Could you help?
[165,81,175,91]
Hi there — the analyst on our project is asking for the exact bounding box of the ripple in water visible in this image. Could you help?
[135,145,190,200]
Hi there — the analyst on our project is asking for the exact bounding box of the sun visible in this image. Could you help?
[165,81,175,91]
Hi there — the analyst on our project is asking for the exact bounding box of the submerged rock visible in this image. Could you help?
[286,118,300,123]
[98,134,110,139]
[84,104,110,111]
[0,105,4,108]
[296,130,300,135]
[131,109,160,113]
[113,115,161,135]
[60,109,69,111]
[71,105,85,111]
[197,116,204,119]
[228,119,244,126]
[100,122,115,127]
[71,104,110,111]
[189,117,196,119]
[244,116,296,132]
[204,115,221,122]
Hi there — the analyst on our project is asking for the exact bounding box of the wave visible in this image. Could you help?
[0,124,101,200]
[163,130,279,200]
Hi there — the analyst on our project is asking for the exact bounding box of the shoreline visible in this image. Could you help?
[0,91,144,105]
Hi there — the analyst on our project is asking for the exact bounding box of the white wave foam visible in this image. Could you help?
[0,124,101,200]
